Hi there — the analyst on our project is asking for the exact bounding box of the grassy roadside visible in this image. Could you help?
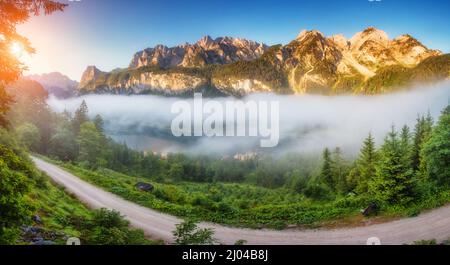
[23,163,159,245]
[23,172,93,244]
[34,155,358,229]
[35,155,450,230]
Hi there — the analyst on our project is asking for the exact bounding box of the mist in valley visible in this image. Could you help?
[47,81,450,157]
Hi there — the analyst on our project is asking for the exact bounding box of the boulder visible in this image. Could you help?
[32,214,43,224]
[22,226,44,235]
[135,182,154,192]
[361,203,379,216]
[32,239,55,245]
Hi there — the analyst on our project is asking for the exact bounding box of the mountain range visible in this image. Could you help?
[129,36,268,69]
[28,72,78,98]
[78,27,450,96]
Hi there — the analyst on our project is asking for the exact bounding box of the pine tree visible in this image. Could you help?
[424,111,434,137]
[421,105,450,186]
[400,125,412,168]
[77,122,106,168]
[349,133,378,194]
[412,113,434,172]
[369,126,414,205]
[72,100,89,134]
[412,115,425,171]
[94,114,104,133]
[320,148,334,189]
[331,147,349,193]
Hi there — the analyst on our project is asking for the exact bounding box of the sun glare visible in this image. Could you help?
[10,42,24,57]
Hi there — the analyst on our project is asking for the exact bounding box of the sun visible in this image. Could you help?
[10,42,24,57]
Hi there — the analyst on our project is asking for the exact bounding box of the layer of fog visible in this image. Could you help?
[47,81,450,156]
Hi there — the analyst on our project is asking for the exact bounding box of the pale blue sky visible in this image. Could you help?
[18,0,450,80]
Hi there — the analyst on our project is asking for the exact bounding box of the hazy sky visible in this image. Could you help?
[18,0,450,80]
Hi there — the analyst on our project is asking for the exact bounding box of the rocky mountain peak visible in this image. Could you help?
[390,34,442,66]
[79,66,104,90]
[393,34,416,42]
[329,34,350,50]
[154,44,169,50]
[28,72,77,87]
[361,27,389,38]
[27,72,78,99]
[391,34,431,51]
[289,29,337,54]
[350,27,389,50]
[196,35,215,48]
[296,30,325,42]
[129,36,268,69]
[78,28,447,96]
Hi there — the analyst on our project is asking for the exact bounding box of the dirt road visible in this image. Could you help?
[32,157,450,245]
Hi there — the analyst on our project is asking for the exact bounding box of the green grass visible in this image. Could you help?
[35,155,450,230]
[27,174,92,241]
[25,167,158,245]
[36,156,370,229]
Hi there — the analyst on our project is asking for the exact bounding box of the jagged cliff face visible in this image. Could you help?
[79,67,211,95]
[78,28,446,96]
[278,27,442,93]
[347,28,440,71]
[280,30,344,93]
[213,78,272,95]
[129,36,268,68]
[79,66,105,90]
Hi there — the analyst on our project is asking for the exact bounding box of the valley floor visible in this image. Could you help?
[32,156,450,245]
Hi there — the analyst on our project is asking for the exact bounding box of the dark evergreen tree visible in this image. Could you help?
[400,125,412,167]
[412,113,434,171]
[77,122,106,168]
[331,147,349,193]
[412,115,425,171]
[424,111,434,137]
[421,105,450,186]
[94,114,104,133]
[49,125,78,161]
[320,148,334,189]
[72,100,89,135]
[369,126,415,204]
[348,133,378,194]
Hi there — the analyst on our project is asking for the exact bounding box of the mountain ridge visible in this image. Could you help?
[78,27,448,96]
[28,72,78,98]
[129,35,268,69]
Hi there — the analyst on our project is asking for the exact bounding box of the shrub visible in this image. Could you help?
[173,219,215,245]
[78,208,150,245]
[304,182,332,200]
[0,145,34,244]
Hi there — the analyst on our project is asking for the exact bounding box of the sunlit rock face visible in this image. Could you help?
[78,28,447,96]
[79,66,106,91]
[80,70,210,95]
[213,78,272,95]
[129,36,268,68]
[281,27,443,94]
